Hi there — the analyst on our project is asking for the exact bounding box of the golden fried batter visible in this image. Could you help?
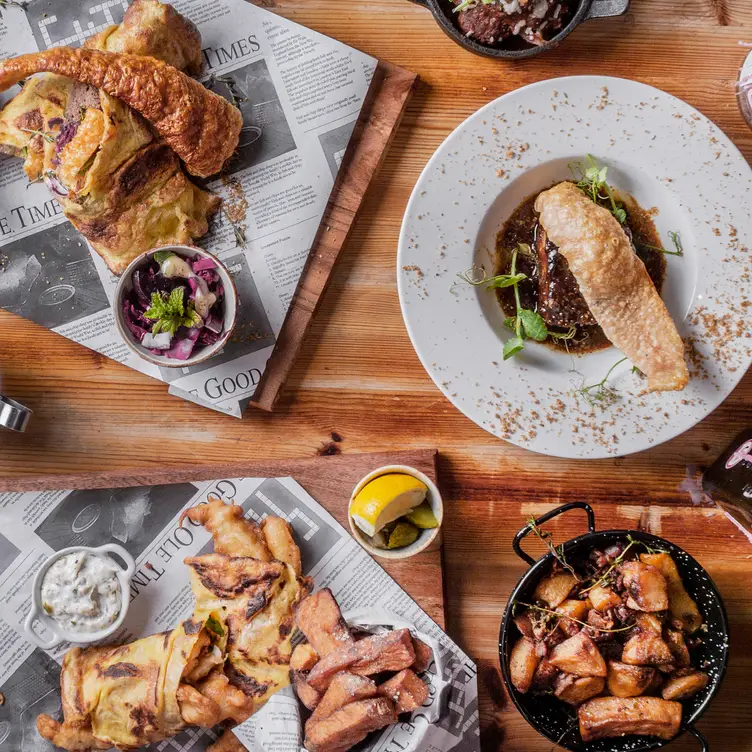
[184,498,273,560]
[37,497,307,752]
[176,683,222,728]
[0,46,242,177]
[262,516,303,575]
[36,716,111,751]
[196,669,257,724]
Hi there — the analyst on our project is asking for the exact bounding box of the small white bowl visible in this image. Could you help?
[348,465,444,560]
[24,543,135,649]
[114,245,238,368]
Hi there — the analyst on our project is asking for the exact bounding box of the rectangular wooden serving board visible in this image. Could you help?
[0,448,445,627]
[250,60,419,411]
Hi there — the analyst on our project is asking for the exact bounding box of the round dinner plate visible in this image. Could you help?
[398,76,752,459]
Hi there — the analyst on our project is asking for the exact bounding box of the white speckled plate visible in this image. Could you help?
[398,76,752,459]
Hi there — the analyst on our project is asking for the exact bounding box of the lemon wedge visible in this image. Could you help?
[350,473,428,537]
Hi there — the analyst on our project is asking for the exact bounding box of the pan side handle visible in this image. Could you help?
[512,501,596,566]
[685,726,709,752]
[586,0,631,19]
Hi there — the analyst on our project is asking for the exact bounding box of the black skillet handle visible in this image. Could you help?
[685,726,709,752]
[586,0,630,19]
[512,501,596,566]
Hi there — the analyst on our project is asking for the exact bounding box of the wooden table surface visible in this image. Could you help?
[1,0,751,750]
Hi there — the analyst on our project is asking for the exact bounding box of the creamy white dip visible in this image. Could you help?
[40,551,122,633]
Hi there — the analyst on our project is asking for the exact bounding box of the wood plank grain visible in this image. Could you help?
[251,60,418,410]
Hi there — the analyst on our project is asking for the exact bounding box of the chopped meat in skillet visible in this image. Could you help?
[453,0,573,47]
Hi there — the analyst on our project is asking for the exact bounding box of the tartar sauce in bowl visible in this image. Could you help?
[40,551,122,633]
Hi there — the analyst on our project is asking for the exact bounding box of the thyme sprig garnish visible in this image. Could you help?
[573,356,628,407]
[19,127,56,143]
[569,154,626,224]
[639,230,684,257]
[526,515,581,581]
[516,602,635,634]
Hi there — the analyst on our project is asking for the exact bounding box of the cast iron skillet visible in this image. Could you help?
[498,502,729,751]
[407,0,630,59]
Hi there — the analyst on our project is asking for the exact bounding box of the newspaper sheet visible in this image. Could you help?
[0,0,377,416]
[0,477,480,752]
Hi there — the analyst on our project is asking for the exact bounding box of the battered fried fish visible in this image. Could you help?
[185,499,313,720]
[36,501,309,752]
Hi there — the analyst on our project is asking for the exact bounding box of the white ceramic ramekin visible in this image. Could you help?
[24,543,135,649]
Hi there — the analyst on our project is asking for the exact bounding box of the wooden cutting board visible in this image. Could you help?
[0,448,445,627]
[251,60,418,411]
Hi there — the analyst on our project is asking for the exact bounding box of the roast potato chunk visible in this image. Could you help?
[664,629,690,667]
[622,632,673,667]
[621,561,669,612]
[549,632,607,677]
[509,637,539,693]
[532,659,558,689]
[641,553,703,634]
[635,613,663,636]
[578,697,682,741]
[607,660,657,697]
[554,675,605,706]
[588,586,622,611]
[533,572,577,608]
[661,671,709,700]
[556,599,591,636]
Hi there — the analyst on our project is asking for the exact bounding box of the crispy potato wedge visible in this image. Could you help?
[291,643,319,672]
[588,586,622,611]
[514,612,536,640]
[641,553,703,634]
[578,696,682,741]
[622,632,674,667]
[554,675,605,706]
[607,660,657,698]
[635,613,664,635]
[661,671,709,700]
[549,632,607,678]
[621,561,669,612]
[509,637,540,694]
[556,599,591,635]
[532,659,559,689]
[533,572,577,608]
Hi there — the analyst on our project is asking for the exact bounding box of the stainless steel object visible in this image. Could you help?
[0,394,32,432]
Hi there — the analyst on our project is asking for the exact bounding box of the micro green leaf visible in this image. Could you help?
[518,309,548,342]
[503,337,525,360]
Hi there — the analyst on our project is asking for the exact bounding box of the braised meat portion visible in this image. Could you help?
[534,225,597,328]
[454,0,572,47]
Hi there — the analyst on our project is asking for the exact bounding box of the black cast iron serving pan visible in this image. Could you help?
[406,0,630,59]
[498,502,729,751]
